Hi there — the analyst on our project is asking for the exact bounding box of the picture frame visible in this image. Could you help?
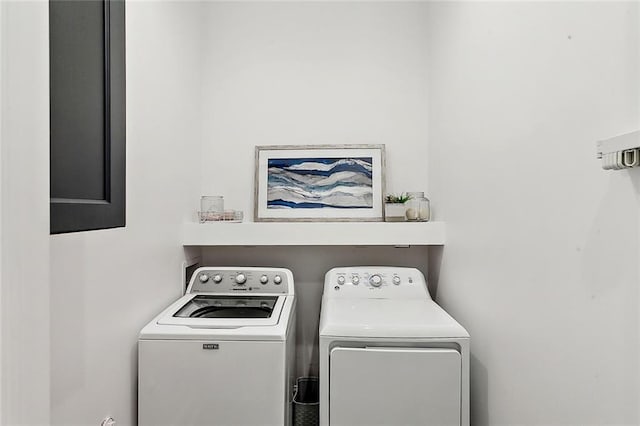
[254,144,386,222]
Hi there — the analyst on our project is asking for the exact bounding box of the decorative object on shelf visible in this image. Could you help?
[384,193,411,222]
[198,210,243,223]
[201,195,224,213]
[254,144,385,222]
[198,195,243,222]
[405,192,430,222]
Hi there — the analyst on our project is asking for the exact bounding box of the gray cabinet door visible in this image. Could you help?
[330,347,461,426]
[50,0,125,233]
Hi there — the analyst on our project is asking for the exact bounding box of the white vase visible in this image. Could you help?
[384,203,406,222]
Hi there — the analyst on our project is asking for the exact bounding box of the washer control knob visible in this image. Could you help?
[337,276,346,285]
[235,273,247,285]
[274,275,282,285]
[352,275,360,285]
[369,274,383,287]
[393,275,401,285]
[213,274,222,283]
[199,274,209,283]
[260,275,269,284]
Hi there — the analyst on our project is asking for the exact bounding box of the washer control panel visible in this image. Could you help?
[188,267,293,294]
[325,267,430,299]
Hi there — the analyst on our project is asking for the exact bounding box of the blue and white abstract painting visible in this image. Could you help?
[267,157,373,209]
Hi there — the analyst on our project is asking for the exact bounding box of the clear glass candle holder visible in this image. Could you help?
[201,195,224,213]
[405,192,430,222]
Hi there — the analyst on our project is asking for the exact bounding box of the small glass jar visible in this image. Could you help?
[405,192,430,222]
[201,195,224,213]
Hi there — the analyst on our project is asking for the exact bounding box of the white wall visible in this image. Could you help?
[427,2,640,425]
[0,1,50,424]
[200,1,431,206]
[49,2,203,425]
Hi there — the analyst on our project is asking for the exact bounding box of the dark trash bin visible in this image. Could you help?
[293,377,319,426]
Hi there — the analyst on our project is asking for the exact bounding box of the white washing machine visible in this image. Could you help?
[319,267,469,426]
[138,266,296,426]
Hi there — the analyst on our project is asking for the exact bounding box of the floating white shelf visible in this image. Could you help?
[182,221,446,246]
[596,130,640,157]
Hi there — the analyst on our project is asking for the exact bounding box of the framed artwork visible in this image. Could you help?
[254,144,386,222]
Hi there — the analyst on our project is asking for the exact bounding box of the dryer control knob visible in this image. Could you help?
[337,276,346,285]
[274,275,282,285]
[235,273,247,285]
[213,274,222,283]
[199,274,209,283]
[369,274,383,287]
[260,275,269,284]
[352,275,360,285]
[393,275,401,285]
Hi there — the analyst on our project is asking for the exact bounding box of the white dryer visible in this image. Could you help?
[138,267,296,426]
[319,267,469,426]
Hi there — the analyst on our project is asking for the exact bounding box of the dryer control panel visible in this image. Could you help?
[187,267,293,295]
[324,267,430,299]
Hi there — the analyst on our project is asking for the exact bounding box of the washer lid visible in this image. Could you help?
[173,295,278,319]
[139,294,295,341]
[319,298,469,339]
[157,293,285,328]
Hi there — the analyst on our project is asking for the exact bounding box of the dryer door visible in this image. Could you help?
[330,347,461,426]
